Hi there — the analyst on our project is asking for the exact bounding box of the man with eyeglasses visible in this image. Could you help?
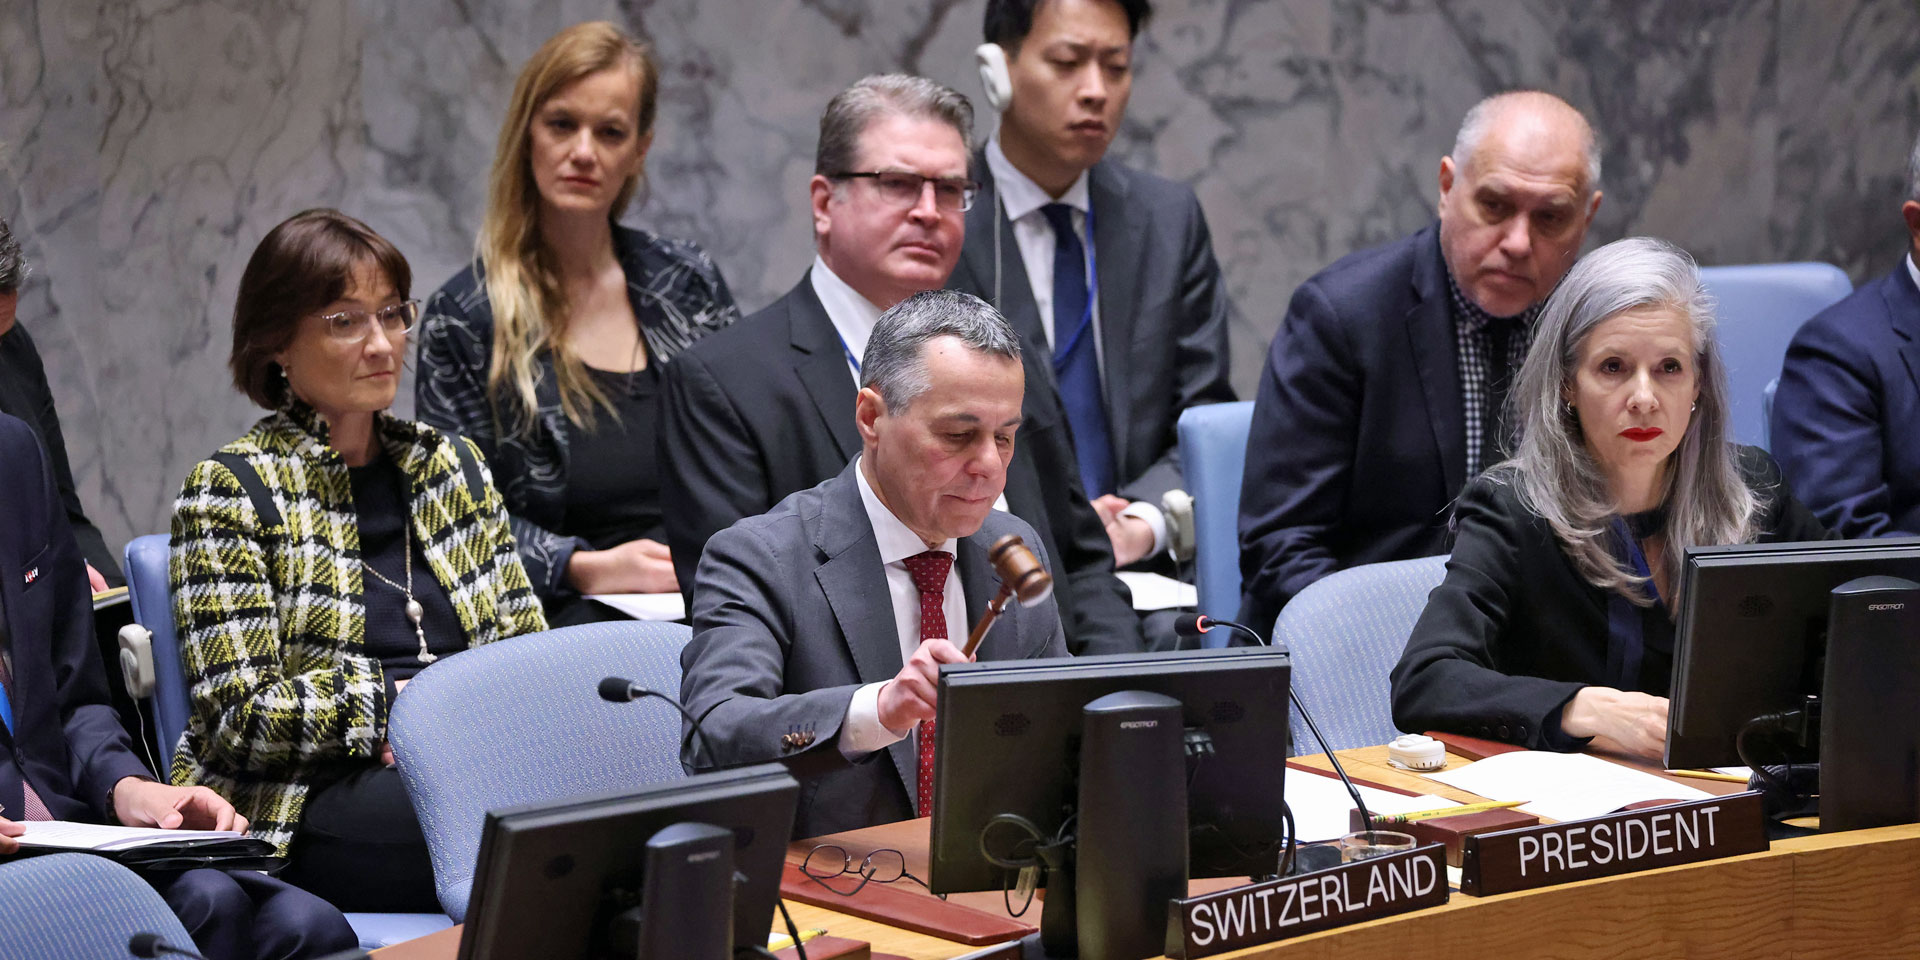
[659,73,1141,656]
[950,0,1236,571]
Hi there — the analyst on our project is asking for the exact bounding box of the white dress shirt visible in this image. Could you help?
[1907,249,1920,293]
[984,140,1167,553]
[840,456,972,759]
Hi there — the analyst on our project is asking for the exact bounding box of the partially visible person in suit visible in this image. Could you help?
[950,0,1235,569]
[0,412,356,960]
[170,209,546,913]
[1391,238,1829,760]
[0,217,122,589]
[658,74,1141,655]
[1772,130,1920,538]
[681,290,1069,838]
[416,21,740,624]
[1238,90,1603,634]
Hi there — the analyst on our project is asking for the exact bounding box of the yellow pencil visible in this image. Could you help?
[1666,768,1750,784]
[1376,800,1529,823]
[767,928,827,952]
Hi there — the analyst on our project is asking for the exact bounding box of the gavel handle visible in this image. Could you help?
[962,582,1016,658]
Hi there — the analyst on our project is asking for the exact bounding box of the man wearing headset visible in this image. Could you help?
[951,0,1237,572]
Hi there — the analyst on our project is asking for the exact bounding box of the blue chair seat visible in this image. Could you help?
[0,854,194,960]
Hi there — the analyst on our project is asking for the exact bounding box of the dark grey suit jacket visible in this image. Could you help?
[680,462,1068,839]
[950,153,1237,506]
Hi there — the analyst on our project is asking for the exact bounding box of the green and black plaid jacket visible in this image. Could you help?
[167,401,546,853]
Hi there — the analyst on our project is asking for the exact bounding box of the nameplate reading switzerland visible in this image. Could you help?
[1165,844,1448,958]
[1460,791,1767,896]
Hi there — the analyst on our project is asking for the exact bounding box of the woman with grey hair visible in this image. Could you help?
[1390,237,1829,760]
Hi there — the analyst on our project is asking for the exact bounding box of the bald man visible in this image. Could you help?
[1238,91,1603,633]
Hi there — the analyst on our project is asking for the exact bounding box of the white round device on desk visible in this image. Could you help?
[1387,734,1447,771]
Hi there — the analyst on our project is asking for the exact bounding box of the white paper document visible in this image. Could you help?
[588,593,686,622]
[15,821,244,851]
[1283,769,1461,842]
[1424,751,1711,823]
[1115,571,1198,611]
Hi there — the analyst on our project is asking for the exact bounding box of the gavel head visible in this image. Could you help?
[988,534,1053,606]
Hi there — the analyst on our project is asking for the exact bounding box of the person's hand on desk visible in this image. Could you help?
[1561,687,1669,759]
[877,638,972,733]
[1093,494,1155,567]
[0,816,22,855]
[567,538,679,594]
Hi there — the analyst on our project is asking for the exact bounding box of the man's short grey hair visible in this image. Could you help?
[815,74,974,177]
[1501,237,1756,607]
[1907,128,1920,204]
[0,218,28,293]
[1453,90,1602,193]
[862,290,1021,414]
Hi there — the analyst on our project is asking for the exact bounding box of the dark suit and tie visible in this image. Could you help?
[657,273,1142,655]
[680,461,1067,838]
[1772,256,1920,537]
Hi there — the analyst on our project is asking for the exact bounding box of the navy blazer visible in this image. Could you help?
[0,412,152,821]
[1237,224,1463,633]
[950,153,1238,506]
[1772,259,1920,538]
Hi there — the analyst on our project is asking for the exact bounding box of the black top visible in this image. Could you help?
[349,451,464,699]
[562,364,665,549]
[0,323,123,585]
[1389,446,1833,751]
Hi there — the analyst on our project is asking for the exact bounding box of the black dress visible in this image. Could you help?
[1389,446,1832,751]
[563,363,667,549]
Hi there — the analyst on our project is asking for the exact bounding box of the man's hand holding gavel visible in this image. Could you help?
[877,637,974,734]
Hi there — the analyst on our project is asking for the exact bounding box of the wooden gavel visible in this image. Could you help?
[961,534,1054,657]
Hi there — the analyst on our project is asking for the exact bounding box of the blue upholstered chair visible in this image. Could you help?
[390,620,694,923]
[1276,554,1449,755]
[1697,262,1851,450]
[0,853,193,960]
[1177,401,1256,642]
[1762,377,1779,442]
[123,533,451,949]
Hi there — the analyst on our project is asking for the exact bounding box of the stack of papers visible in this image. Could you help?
[1283,770,1461,842]
[1114,572,1198,611]
[588,593,686,621]
[1424,751,1711,822]
[16,821,245,851]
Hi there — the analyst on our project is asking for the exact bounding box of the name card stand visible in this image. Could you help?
[1459,791,1767,897]
[1165,844,1449,958]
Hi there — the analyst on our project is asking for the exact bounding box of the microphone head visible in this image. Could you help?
[1172,615,1213,639]
[128,933,166,959]
[597,676,637,703]
[987,534,1053,606]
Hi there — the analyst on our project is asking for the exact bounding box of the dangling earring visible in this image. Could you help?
[1690,401,1697,412]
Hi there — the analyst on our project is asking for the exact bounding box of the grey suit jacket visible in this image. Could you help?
[950,153,1237,506]
[680,461,1069,839]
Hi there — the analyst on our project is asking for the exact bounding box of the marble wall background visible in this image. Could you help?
[3,0,1917,550]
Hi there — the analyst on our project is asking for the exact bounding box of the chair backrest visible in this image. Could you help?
[1697,262,1851,449]
[1177,401,1256,641]
[390,620,695,922]
[0,853,194,960]
[1277,554,1449,754]
[125,533,190,769]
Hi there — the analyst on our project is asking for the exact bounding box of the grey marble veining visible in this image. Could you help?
[2,0,1917,552]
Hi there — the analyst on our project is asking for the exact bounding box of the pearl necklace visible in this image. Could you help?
[362,521,435,664]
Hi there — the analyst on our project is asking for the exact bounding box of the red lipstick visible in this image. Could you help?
[1619,428,1663,442]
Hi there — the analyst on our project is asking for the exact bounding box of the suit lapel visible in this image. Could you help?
[1405,225,1466,489]
[1880,263,1920,400]
[786,280,863,461]
[964,155,1048,355]
[1089,161,1144,471]
[0,514,23,754]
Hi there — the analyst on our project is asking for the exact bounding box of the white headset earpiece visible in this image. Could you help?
[975,43,1013,112]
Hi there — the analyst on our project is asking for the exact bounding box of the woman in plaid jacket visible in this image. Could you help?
[169,210,546,914]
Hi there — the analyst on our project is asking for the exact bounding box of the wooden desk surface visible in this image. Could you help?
[374,747,1911,960]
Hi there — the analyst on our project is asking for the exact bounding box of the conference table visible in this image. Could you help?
[371,744,1920,959]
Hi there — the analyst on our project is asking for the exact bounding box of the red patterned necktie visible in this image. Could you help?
[901,550,954,818]
[0,656,54,821]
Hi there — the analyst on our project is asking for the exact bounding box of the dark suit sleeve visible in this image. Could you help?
[1742,445,1836,543]
[1389,478,1587,751]
[17,428,153,814]
[658,347,778,598]
[5,328,121,585]
[1115,191,1238,506]
[1770,317,1907,537]
[415,291,586,598]
[1237,280,1360,631]
[679,521,861,776]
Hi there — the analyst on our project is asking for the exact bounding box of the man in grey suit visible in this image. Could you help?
[681,290,1069,839]
[951,0,1236,569]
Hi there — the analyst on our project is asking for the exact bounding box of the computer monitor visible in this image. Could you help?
[1666,536,1920,769]
[927,646,1291,895]
[458,764,799,960]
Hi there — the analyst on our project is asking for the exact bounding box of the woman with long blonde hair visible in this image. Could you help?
[417,21,738,622]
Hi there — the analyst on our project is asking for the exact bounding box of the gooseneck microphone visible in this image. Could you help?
[1174,615,1377,834]
[598,677,718,764]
